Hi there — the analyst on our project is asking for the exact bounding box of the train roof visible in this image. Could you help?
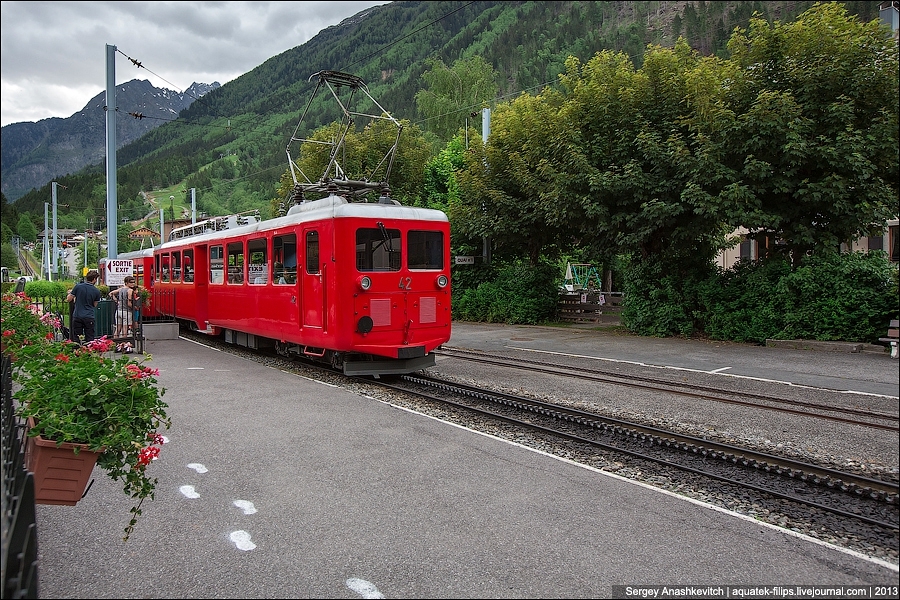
[101,247,155,262]
[158,195,448,250]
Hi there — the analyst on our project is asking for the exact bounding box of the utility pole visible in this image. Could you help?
[105,43,118,258]
[51,182,59,278]
[43,202,51,281]
[481,107,491,265]
[85,217,91,274]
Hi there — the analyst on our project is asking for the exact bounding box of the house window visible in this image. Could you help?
[890,225,899,263]
[868,235,883,251]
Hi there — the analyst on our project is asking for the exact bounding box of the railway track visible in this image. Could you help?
[435,346,900,432]
[387,374,896,505]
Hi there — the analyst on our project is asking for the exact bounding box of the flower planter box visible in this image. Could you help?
[25,420,102,506]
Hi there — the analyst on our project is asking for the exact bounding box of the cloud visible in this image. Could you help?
[0,1,389,126]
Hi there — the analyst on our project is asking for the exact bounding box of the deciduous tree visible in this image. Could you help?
[415,56,499,142]
[724,3,899,265]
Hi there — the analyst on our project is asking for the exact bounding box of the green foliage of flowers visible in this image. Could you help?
[1,291,59,348]
[2,291,170,541]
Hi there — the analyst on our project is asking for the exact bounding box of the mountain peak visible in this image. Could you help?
[1,79,220,201]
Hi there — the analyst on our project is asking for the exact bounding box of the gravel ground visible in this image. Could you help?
[428,354,900,480]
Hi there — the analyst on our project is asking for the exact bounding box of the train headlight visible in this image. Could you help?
[357,276,372,291]
[435,274,448,289]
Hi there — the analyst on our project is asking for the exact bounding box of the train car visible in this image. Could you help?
[151,195,451,376]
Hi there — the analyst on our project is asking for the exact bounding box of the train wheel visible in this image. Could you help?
[275,341,291,357]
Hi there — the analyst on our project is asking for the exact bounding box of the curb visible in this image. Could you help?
[765,339,888,354]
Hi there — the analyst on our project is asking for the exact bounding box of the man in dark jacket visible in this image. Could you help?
[66,269,102,343]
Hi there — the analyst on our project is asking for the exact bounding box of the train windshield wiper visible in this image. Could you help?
[376,221,395,253]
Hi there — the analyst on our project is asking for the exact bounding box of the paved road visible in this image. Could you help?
[446,322,900,398]
[33,336,897,599]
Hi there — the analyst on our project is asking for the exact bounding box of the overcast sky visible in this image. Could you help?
[0,1,390,127]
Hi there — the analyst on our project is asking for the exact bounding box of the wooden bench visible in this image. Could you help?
[878,319,899,359]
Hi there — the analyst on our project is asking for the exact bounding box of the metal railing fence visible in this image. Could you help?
[1,353,40,599]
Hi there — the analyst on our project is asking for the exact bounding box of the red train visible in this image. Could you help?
[108,195,451,376]
[106,71,451,375]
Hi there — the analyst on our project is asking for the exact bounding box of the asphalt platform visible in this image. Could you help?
[33,326,898,599]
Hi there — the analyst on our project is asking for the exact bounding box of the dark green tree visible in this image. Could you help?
[724,3,899,266]
[456,89,586,266]
[1,243,18,269]
[557,41,734,266]
[17,214,38,243]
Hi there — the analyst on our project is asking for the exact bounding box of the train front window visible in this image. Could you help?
[356,226,401,272]
[407,230,444,270]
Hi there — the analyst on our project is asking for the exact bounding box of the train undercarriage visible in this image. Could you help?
[214,327,435,377]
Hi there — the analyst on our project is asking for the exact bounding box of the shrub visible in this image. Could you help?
[452,259,558,324]
[774,252,898,343]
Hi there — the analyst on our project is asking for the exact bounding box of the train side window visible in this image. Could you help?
[248,238,267,285]
[227,242,244,284]
[133,261,145,288]
[210,245,224,284]
[356,227,401,272]
[407,230,444,270]
[890,224,899,263]
[172,251,182,282]
[159,253,170,282]
[273,233,297,284]
[306,231,319,275]
[183,249,194,282]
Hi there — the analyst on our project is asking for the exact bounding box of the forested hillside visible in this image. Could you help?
[2,0,885,236]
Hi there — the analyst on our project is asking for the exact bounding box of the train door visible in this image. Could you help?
[272,233,299,337]
[191,245,208,330]
[301,228,323,328]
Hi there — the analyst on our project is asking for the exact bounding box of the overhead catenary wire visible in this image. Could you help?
[108,2,600,200]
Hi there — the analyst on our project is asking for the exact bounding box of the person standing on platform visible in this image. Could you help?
[66,269,101,344]
[114,276,136,338]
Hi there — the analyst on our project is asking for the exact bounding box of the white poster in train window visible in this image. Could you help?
[249,263,267,284]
